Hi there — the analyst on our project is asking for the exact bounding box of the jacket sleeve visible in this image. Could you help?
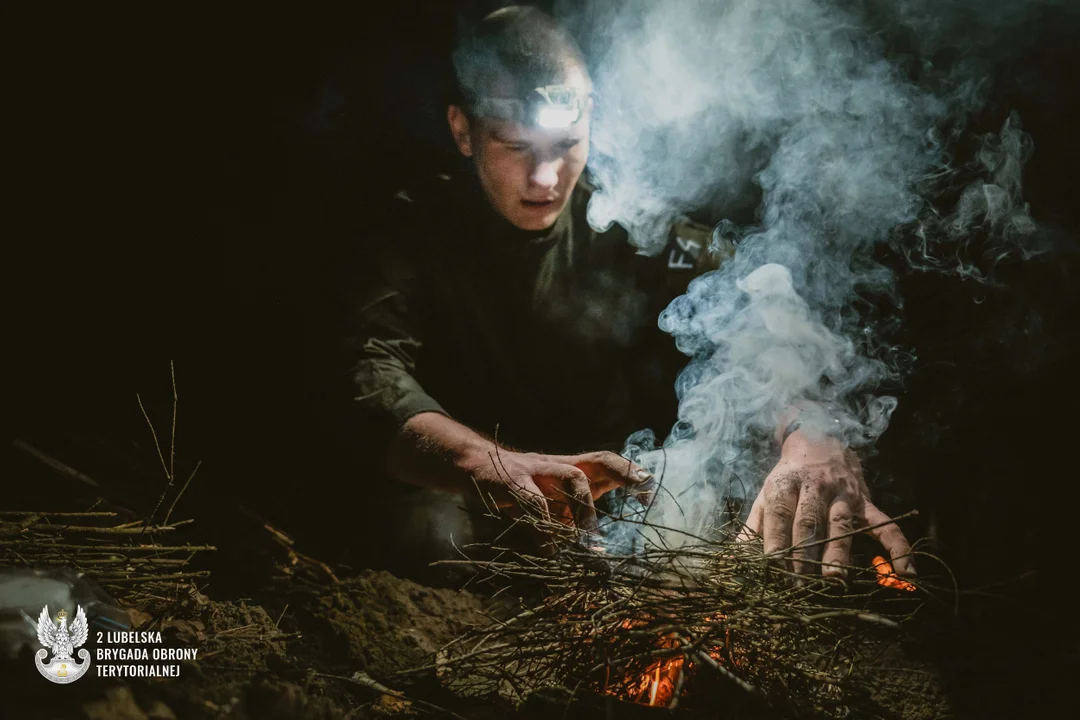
[337,228,449,443]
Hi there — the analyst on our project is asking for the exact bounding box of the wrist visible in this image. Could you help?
[779,412,845,449]
[455,439,505,475]
[389,413,504,492]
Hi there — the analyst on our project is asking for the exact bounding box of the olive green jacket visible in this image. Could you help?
[338,172,725,455]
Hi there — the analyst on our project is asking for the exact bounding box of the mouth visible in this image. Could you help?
[521,198,559,212]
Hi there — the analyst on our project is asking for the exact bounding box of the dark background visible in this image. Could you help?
[6,2,1079,716]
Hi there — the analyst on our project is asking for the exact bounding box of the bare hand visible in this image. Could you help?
[461,449,654,533]
[742,431,914,578]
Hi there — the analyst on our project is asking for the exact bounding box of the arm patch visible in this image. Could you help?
[666,219,736,280]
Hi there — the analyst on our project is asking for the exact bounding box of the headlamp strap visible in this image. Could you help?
[473,84,586,126]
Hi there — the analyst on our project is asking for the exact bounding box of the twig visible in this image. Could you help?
[169,360,177,483]
[11,440,102,489]
[9,522,188,535]
[0,511,118,517]
[0,542,216,551]
[98,571,210,584]
[317,670,470,720]
[210,623,258,638]
[139,363,183,533]
[163,460,201,526]
[137,392,170,482]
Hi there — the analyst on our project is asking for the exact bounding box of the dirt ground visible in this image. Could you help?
[6,563,494,718]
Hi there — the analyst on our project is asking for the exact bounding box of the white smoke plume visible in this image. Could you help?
[550,0,1060,542]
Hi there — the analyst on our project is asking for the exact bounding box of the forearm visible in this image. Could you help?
[384,412,501,493]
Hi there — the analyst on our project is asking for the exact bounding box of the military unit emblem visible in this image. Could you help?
[35,605,91,683]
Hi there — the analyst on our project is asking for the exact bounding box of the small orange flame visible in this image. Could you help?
[616,616,729,706]
[628,655,684,707]
[872,555,916,592]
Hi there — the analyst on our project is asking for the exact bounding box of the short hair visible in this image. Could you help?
[452,5,589,111]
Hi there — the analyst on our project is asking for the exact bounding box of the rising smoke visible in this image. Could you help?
[550,0,1062,541]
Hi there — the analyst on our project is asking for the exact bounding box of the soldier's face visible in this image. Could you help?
[449,107,590,231]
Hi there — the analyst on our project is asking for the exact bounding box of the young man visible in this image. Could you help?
[341,6,913,578]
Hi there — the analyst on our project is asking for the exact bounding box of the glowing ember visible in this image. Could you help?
[872,555,916,592]
[616,616,728,706]
[629,656,684,707]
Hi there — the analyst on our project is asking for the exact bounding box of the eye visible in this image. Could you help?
[504,141,530,152]
[559,139,582,151]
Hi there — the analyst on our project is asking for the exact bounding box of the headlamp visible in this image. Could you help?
[472,84,587,129]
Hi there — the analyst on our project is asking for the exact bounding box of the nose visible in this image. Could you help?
[529,157,561,191]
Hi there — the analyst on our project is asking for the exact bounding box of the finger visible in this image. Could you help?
[575,452,655,507]
[864,502,916,577]
[499,476,552,524]
[820,499,856,579]
[762,473,799,572]
[738,488,766,542]
[614,475,657,511]
[629,475,657,509]
[501,477,561,552]
[556,451,654,497]
[790,481,829,575]
[533,465,599,533]
[562,472,599,535]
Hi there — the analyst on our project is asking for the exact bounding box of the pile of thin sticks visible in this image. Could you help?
[0,509,213,610]
[3,363,213,612]
[420,507,932,718]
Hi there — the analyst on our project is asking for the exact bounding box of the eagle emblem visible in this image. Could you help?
[35,605,92,683]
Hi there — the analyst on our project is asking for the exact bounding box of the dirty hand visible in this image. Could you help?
[461,449,654,533]
[742,431,914,578]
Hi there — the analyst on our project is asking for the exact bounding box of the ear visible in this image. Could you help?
[447,105,474,157]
